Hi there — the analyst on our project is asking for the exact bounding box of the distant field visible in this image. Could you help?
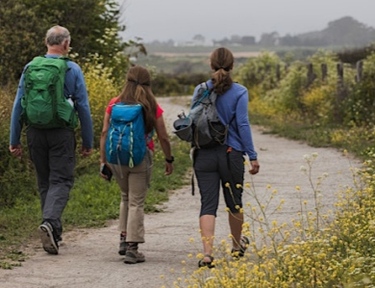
[151,51,261,58]
[144,44,264,56]
[135,45,264,74]
[136,44,319,74]
[136,53,259,74]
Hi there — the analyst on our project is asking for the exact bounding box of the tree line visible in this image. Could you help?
[219,17,375,47]
[0,0,145,86]
[149,16,375,49]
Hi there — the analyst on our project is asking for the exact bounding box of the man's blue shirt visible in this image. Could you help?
[9,54,93,149]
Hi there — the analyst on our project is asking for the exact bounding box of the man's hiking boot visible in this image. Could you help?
[124,242,145,264]
[231,236,250,258]
[118,234,128,256]
[38,222,59,255]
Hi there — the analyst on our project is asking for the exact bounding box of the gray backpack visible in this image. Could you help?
[174,82,228,149]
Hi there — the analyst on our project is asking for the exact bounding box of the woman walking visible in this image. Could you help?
[192,47,260,268]
[99,66,174,264]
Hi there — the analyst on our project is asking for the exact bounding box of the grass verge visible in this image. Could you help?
[251,113,374,161]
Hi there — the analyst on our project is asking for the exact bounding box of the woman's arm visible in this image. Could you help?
[99,111,111,179]
[154,115,174,175]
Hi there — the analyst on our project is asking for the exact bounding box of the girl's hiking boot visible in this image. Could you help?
[124,242,145,264]
[38,222,59,255]
[118,234,128,255]
[124,250,145,264]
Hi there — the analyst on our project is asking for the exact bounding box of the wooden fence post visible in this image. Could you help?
[306,63,316,88]
[276,64,280,81]
[335,62,346,123]
[356,60,363,82]
[321,63,327,81]
[336,62,344,95]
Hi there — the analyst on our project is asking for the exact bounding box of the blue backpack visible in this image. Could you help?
[106,103,146,168]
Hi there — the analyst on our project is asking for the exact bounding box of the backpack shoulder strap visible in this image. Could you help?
[58,56,70,61]
[192,82,212,109]
[32,55,69,62]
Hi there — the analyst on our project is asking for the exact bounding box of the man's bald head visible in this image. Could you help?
[45,25,71,47]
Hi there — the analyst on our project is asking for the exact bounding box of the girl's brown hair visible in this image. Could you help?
[118,66,157,134]
[210,47,234,95]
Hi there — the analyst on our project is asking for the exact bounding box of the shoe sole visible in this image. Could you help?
[124,257,145,264]
[38,224,59,255]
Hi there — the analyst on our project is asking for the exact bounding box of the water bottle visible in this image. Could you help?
[178,110,186,119]
[67,96,74,107]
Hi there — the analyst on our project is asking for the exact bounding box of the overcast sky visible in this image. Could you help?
[119,0,375,43]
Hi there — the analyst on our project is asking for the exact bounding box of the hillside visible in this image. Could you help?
[296,16,375,47]
[145,16,375,50]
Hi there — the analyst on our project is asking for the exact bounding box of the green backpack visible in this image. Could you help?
[21,56,78,129]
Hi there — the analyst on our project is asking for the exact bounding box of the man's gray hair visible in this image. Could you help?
[45,25,71,46]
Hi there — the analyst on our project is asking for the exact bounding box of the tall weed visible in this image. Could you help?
[168,153,375,287]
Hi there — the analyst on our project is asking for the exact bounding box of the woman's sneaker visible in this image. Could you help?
[38,222,59,255]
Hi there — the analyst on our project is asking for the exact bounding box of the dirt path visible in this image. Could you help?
[0,96,361,288]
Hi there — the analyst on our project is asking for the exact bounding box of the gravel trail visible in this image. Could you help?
[0,96,360,288]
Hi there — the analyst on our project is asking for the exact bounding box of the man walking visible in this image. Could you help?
[9,25,93,255]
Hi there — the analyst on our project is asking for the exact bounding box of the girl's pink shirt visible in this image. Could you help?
[105,96,163,152]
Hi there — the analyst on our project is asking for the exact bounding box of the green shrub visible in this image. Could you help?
[343,53,375,126]
[0,87,37,207]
